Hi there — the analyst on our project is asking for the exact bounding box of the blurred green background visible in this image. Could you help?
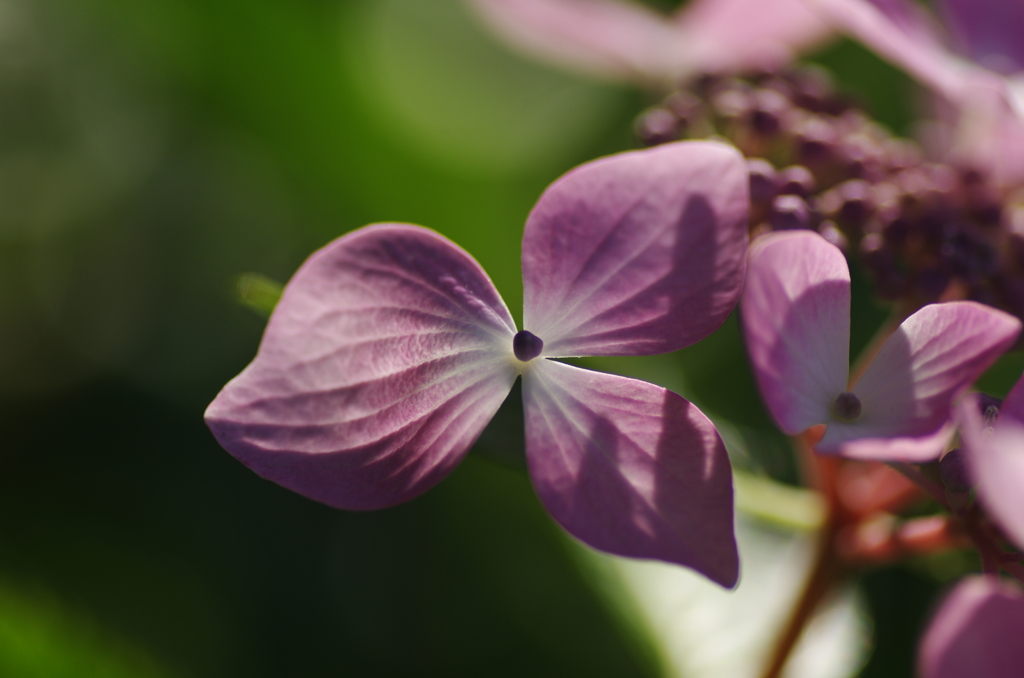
[0,0,972,675]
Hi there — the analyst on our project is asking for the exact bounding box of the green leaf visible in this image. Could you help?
[234,272,283,318]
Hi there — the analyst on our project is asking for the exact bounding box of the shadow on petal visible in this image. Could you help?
[741,230,850,436]
[823,301,1020,459]
[567,195,733,354]
[523,360,738,586]
[523,141,748,357]
[756,278,851,435]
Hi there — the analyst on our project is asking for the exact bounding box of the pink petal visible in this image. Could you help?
[939,0,1024,74]
[810,0,978,102]
[959,396,1024,550]
[521,140,748,358]
[919,576,1024,678]
[205,224,518,510]
[675,0,833,75]
[819,302,1020,460]
[466,0,691,84]
[824,422,956,463]
[741,230,851,436]
[1000,370,1024,421]
[522,359,738,587]
[467,0,832,84]
[948,79,1024,188]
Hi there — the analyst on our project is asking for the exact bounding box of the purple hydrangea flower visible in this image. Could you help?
[812,0,1024,186]
[467,0,833,86]
[740,230,1020,461]
[918,575,1024,678]
[205,140,749,586]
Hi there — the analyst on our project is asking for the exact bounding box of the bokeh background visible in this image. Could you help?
[0,0,992,675]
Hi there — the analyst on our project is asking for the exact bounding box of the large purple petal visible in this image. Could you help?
[939,0,1024,74]
[521,141,748,358]
[467,0,689,84]
[919,576,1024,678]
[741,231,850,436]
[675,0,833,75]
[959,396,1024,550]
[819,302,1020,460]
[468,0,831,84]
[205,224,518,510]
[522,359,738,587]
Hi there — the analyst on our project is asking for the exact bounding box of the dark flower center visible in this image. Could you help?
[513,330,544,362]
[832,391,862,421]
[939,448,974,493]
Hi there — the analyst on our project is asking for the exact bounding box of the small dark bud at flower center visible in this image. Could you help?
[833,391,862,421]
[513,330,544,362]
[939,448,974,493]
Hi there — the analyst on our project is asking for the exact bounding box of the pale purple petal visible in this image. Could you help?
[466,0,690,83]
[205,224,518,510]
[675,0,833,75]
[939,0,1024,74]
[522,140,748,357]
[522,359,738,587]
[948,78,1024,187]
[810,0,978,102]
[467,0,832,84]
[825,422,956,463]
[959,396,1024,551]
[919,576,1024,678]
[741,231,850,436]
[1000,369,1024,421]
[819,302,1020,459]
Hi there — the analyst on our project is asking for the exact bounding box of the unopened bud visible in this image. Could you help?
[939,448,974,493]
[778,165,816,197]
[748,158,779,204]
[635,107,679,146]
[770,195,811,231]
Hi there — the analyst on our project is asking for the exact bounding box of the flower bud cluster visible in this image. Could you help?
[637,67,1024,326]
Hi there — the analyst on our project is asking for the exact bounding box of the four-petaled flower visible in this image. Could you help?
[740,229,1020,461]
[205,140,749,586]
